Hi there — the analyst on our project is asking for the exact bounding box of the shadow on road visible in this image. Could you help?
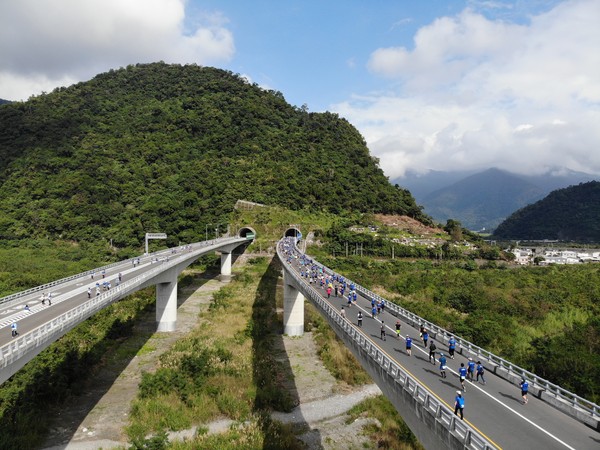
[440,379,461,390]
[498,391,523,405]
[422,367,440,377]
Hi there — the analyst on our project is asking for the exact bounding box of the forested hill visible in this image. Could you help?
[0,62,426,247]
[493,181,600,241]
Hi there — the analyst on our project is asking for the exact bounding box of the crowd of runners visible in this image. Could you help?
[282,239,532,422]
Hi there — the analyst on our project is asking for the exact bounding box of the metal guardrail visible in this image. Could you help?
[0,233,247,308]
[284,240,600,423]
[0,245,181,307]
[0,237,246,372]
[277,239,494,450]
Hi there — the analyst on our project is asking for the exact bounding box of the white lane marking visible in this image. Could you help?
[433,353,577,450]
[300,268,578,450]
[376,310,577,449]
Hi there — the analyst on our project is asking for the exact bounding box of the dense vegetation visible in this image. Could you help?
[0,62,425,248]
[0,287,156,449]
[127,257,305,449]
[493,181,600,241]
[310,254,600,403]
[2,60,599,445]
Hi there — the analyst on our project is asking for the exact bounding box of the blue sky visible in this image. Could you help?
[1,0,598,179]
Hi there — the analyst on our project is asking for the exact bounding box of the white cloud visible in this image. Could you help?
[339,0,600,179]
[0,0,234,100]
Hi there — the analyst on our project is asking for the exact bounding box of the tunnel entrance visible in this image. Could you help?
[238,226,256,240]
[284,227,302,241]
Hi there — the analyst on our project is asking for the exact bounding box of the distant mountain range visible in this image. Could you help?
[493,181,600,241]
[394,168,598,231]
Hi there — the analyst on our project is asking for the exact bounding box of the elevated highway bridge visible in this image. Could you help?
[278,237,599,450]
[0,232,254,384]
[0,230,598,449]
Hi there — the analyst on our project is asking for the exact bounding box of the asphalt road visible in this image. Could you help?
[0,248,179,347]
[287,255,600,450]
[2,243,599,449]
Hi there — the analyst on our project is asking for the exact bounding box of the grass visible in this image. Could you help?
[125,251,423,449]
[305,301,371,386]
[347,396,424,450]
[125,256,303,448]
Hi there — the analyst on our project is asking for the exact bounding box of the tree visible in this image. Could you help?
[444,219,463,241]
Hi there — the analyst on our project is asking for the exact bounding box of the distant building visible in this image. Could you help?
[511,248,533,265]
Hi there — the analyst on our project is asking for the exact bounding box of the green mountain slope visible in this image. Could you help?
[493,181,600,241]
[0,63,426,246]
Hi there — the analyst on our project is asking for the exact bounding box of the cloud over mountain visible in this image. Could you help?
[334,0,600,179]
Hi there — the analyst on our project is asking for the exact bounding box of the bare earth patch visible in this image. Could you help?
[373,214,444,236]
[42,266,380,450]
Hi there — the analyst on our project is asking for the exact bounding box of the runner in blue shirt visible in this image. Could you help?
[422,330,429,348]
[476,361,486,385]
[405,335,412,356]
[454,391,465,420]
[371,306,377,318]
[448,336,456,358]
[439,353,447,378]
[520,378,529,404]
[467,358,475,381]
[459,363,467,391]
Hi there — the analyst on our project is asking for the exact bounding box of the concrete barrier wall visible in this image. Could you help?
[328,314,482,450]
[0,237,249,385]
[278,239,493,450]
[297,242,600,431]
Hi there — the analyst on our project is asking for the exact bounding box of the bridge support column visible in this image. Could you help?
[283,272,304,336]
[220,251,232,282]
[156,280,177,332]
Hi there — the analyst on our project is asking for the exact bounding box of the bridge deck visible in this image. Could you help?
[284,251,599,450]
[2,239,599,449]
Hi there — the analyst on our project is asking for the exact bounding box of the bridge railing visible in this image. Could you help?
[285,240,600,427]
[0,237,245,373]
[278,239,495,450]
[0,263,155,372]
[0,238,235,307]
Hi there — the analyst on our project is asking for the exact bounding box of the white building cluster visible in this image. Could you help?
[511,248,600,265]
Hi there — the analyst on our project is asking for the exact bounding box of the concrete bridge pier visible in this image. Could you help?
[220,251,232,282]
[156,274,178,332]
[283,271,304,336]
